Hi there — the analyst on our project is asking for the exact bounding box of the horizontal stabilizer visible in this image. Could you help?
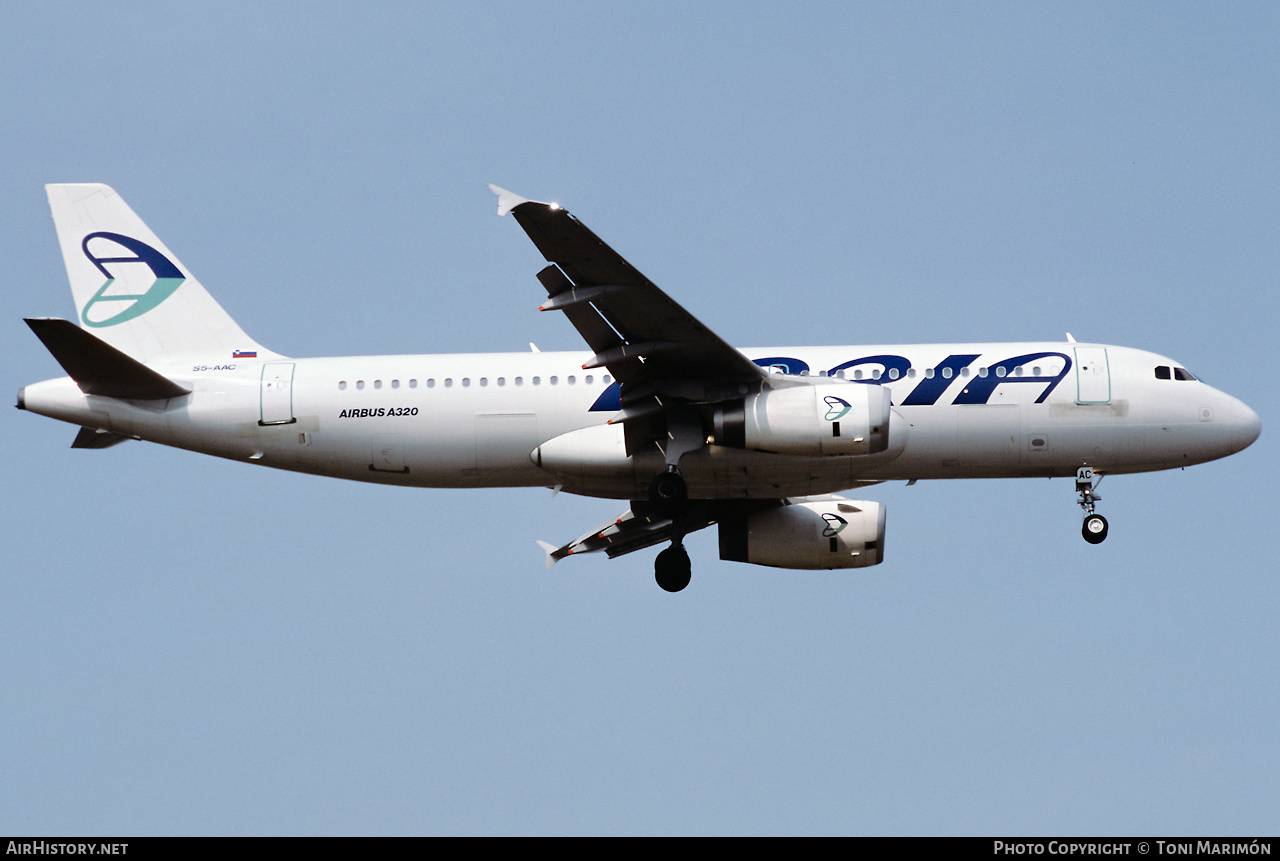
[26,318,191,400]
[71,427,132,449]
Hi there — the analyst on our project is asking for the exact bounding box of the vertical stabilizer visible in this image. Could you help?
[45,184,277,365]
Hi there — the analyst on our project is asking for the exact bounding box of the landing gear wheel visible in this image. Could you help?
[655,544,692,593]
[648,467,688,517]
[1082,513,1109,544]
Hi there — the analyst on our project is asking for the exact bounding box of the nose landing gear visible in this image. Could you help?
[1076,467,1109,544]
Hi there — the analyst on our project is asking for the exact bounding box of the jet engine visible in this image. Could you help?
[713,383,892,457]
[718,498,886,569]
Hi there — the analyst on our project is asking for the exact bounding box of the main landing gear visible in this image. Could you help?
[650,466,692,592]
[1076,466,1109,545]
[648,465,688,517]
[654,543,692,593]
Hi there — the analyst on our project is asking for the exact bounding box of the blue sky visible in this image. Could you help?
[3,2,1276,835]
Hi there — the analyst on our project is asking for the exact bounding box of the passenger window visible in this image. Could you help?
[339,381,347,390]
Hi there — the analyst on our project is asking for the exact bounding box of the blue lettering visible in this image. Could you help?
[589,382,622,412]
[587,350,1072,411]
[753,356,810,375]
[901,354,980,405]
[952,351,1071,404]
[827,354,911,384]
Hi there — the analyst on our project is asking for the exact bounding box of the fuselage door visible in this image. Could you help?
[260,363,297,425]
[1074,347,1111,404]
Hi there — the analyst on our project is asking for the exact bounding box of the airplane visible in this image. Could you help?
[18,183,1261,592]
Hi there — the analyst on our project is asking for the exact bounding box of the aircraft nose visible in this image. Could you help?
[1234,401,1261,452]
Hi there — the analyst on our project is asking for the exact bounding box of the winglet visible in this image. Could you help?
[536,540,560,569]
[488,184,532,217]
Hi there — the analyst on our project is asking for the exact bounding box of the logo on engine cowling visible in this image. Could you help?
[80,232,185,328]
[823,396,852,422]
[821,513,848,537]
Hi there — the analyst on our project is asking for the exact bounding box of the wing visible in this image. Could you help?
[490,186,766,450]
[536,500,743,568]
[537,497,823,569]
[538,506,700,568]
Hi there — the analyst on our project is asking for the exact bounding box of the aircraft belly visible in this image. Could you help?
[537,444,897,501]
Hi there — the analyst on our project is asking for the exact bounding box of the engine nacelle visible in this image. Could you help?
[714,383,891,457]
[718,499,886,569]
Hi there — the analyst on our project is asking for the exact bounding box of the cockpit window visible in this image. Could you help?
[1155,366,1171,380]
[1173,367,1197,381]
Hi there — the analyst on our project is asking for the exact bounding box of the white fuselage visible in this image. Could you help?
[19,341,1261,501]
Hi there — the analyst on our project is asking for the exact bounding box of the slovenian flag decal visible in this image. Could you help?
[233,350,257,359]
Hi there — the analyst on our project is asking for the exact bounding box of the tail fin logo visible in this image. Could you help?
[79,232,185,328]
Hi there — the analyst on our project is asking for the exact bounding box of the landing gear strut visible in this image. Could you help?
[1076,466,1109,544]
[648,465,687,516]
[649,466,692,591]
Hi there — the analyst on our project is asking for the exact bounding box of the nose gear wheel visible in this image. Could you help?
[1076,467,1108,544]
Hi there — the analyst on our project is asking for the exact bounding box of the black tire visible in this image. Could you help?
[648,469,687,517]
[655,545,692,592]
[1082,514,1109,544]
